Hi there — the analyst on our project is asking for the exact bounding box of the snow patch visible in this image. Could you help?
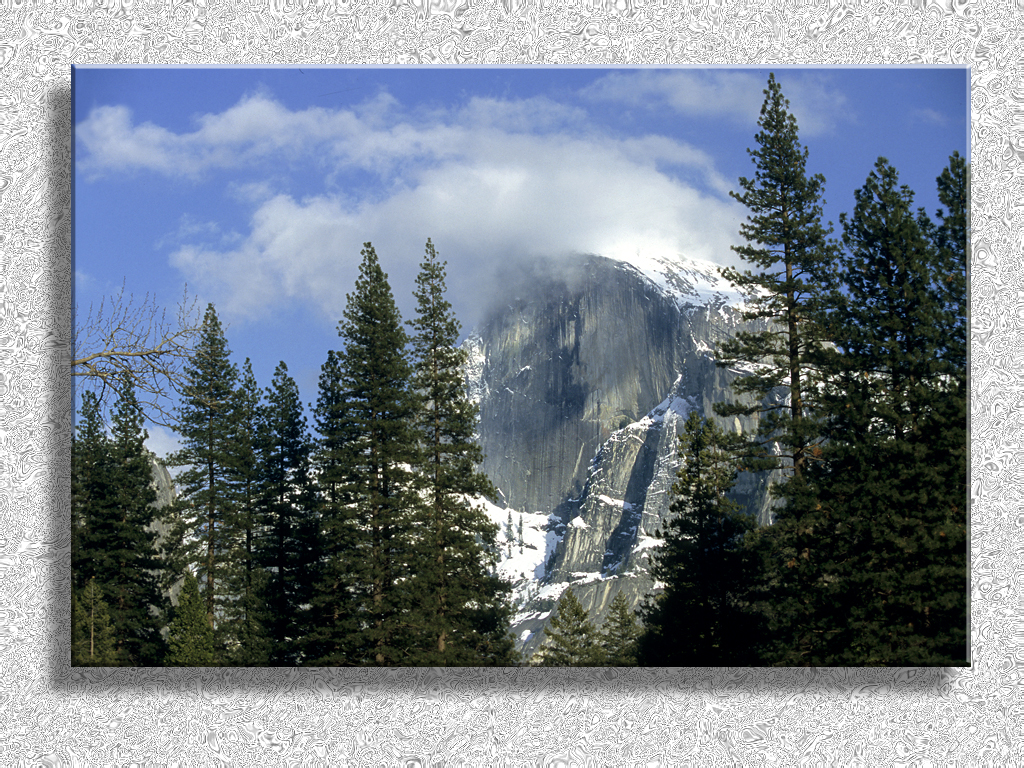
[594,494,638,512]
[569,571,605,586]
[632,535,663,553]
[474,495,567,614]
[610,251,749,313]
[461,332,487,405]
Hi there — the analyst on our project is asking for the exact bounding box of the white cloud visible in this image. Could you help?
[81,90,747,329]
[76,93,367,179]
[154,214,230,250]
[169,129,745,329]
[74,269,95,290]
[144,423,182,463]
[912,107,948,126]
[583,69,765,120]
[581,69,849,137]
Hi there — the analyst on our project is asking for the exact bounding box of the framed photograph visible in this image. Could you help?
[72,65,968,670]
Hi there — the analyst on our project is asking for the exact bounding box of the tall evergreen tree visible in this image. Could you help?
[222,359,271,666]
[165,572,218,666]
[637,412,758,665]
[537,589,604,666]
[405,239,516,666]
[104,376,168,664]
[71,390,115,593]
[312,349,351,511]
[714,72,840,505]
[308,243,421,665]
[258,361,317,664]
[72,390,113,664]
[72,578,119,667]
[304,349,356,665]
[599,593,641,667]
[165,304,240,656]
[930,150,968,379]
[759,157,968,665]
[72,381,167,665]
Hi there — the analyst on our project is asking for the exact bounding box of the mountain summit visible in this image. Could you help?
[464,253,783,659]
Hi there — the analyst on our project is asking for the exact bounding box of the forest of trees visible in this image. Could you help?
[632,74,968,667]
[532,75,966,668]
[72,74,966,668]
[72,240,519,666]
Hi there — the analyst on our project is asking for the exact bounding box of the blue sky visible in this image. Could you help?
[73,66,968,457]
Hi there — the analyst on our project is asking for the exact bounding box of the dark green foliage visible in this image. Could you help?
[714,72,839,486]
[305,349,355,665]
[600,593,641,666]
[72,579,119,667]
[405,239,517,666]
[753,157,968,666]
[72,381,167,665]
[308,243,422,665]
[222,359,272,666]
[165,572,219,666]
[638,412,758,665]
[258,361,318,664]
[105,377,168,664]
[931,150,968,373]
[165,304,242,642]
[312,349,351,510]
[537,589,604,666]
[71,390,115,593]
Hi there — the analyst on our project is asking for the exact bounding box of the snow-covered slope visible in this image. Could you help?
[614,251,748,313]
[464,251,780,660]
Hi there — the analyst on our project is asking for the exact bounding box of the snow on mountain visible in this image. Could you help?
[611,251,749,313]
[472,494,563,615]
[461,250,779,659]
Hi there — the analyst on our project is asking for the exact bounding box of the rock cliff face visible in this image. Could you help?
[465,254,783,659]
[146,454,184,607]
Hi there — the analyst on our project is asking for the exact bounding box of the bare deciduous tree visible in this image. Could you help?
[73,282,201,427]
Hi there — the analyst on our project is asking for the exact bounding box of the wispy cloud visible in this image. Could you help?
[80,90,746,329]
[144,423,182,463]
[154,214,236,250]
[581,70,850,137]
[912,107,948,126]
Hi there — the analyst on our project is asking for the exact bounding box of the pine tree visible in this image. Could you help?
[72,381,168,665]
[222,359,271,666]
[760,157,968,665]
[308,243,421,666]
[714,72,840,505]
[165,304,240,653]
[637,412,758,665]
[165,571,218,666]
[258,361,317,664]
[72,390,115,594]
[599,593,641,666]
[72,579,119,666]
[931,152,968,345]
[104,376,168,664]
[405,238,516,666]
[304,349,356,665]
[312,349,351,510]
[72,390,111,664]
[537,589,604,666]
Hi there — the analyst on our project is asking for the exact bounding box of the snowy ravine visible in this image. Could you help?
[463,251,783,660]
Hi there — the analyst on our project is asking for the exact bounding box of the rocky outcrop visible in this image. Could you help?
[468,256,692,517]
[145,453,184,607]
[465,253,784,660]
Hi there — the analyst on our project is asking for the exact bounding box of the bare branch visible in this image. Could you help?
[73,282,201,427]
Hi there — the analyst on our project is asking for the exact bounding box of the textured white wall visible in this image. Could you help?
[0,2,1017,763]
